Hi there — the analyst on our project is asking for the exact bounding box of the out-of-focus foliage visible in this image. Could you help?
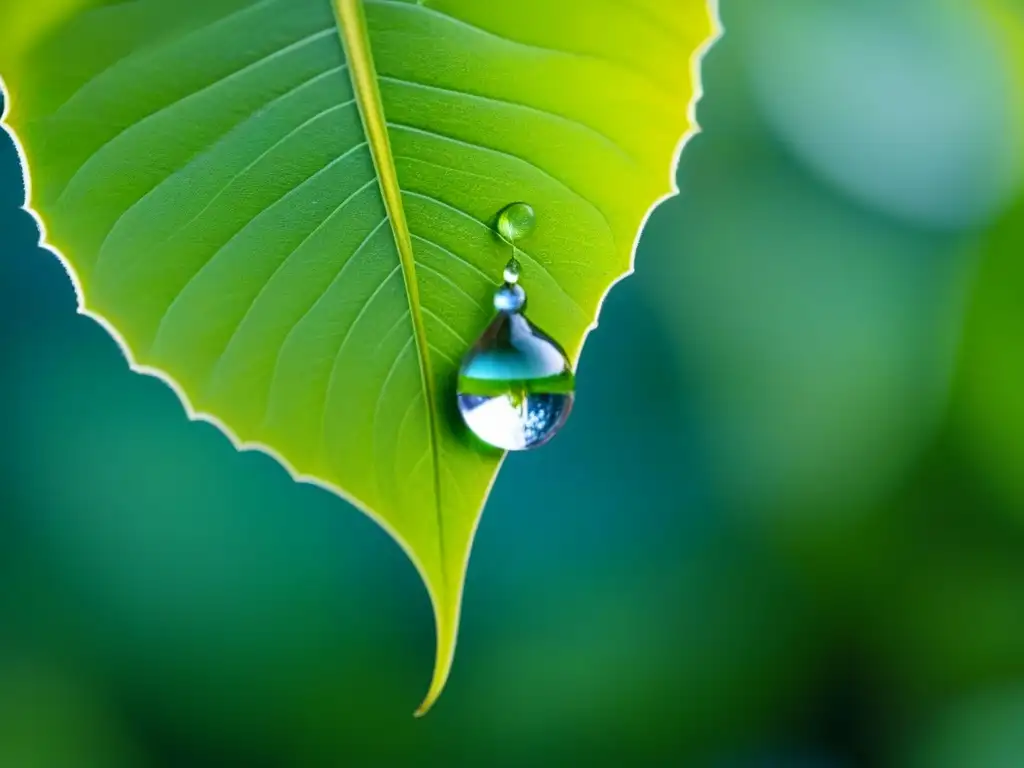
[2,0,1024,764]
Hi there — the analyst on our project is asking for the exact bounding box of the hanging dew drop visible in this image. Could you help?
[502,258,521,285]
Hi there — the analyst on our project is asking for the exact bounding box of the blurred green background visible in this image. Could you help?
[3,0,1024,764]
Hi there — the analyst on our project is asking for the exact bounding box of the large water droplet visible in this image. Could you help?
[496,202,536,243]
[457,309,574,451]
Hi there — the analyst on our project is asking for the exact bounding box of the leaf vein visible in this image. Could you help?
[55,24,338,206]
[50,0,284,120]
[392,137,618,253]
[319,263,404,456]
[368,0,676,100]
[414,260,488,313]
[404,190,588,318]
[378,74,636,169]
[371,333,415,499]
[204,176,379,394]
[261,216,390,430]
[422,307,470,348]
[150,139,370,352]
[96,68,352,274]
[410,232,494,285]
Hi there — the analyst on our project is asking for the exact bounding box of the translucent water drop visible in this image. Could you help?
[493,283,525,313]
[503,258,521,285]
[457,300,574,451]
[496,202,536,243]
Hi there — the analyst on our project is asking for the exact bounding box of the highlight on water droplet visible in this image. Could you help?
[496,202,536,244]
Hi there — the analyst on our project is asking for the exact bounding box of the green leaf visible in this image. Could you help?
[0,0,719,712]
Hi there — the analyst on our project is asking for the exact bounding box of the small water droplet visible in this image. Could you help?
[496,202,536,243]
[502,258,521,285]
[457,308,574,451]
[493,283,526,312]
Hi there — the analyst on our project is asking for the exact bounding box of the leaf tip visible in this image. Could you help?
[412,594,460,717]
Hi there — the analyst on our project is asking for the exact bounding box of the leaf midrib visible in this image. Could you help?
[331,0,447,588]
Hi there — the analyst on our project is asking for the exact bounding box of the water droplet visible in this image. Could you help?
[503,258,521,285]
[457,306,574,451]
[496,202,536,243]
[493,283,526,313]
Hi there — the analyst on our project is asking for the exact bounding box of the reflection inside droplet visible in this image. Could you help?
[458,392,573,451]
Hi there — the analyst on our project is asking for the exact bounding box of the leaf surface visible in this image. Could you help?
[0,0,719,712]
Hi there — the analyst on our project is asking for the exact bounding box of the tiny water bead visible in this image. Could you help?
[457,201,574,451]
